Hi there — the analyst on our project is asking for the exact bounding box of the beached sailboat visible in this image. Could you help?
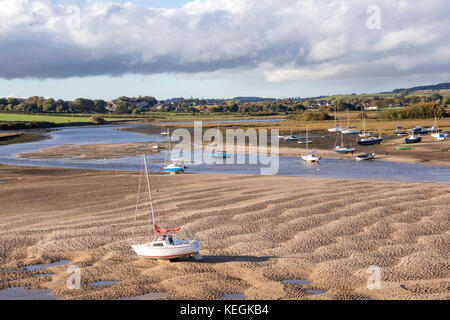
[131,155,201,260]
[301,126,320,163]
[163,133,185,174]
[328,106,341,133]
[429,116,444,139]
[403,134,422,144]
[357,135,383,146]
[284,129,299,141]
[151,137,161,151]
[334,125,355,154]
[342,110,362,134]
[161,126,169,136]
[297,128,312,144]
[409,125,428,135]
[434,133,447,141]
[393,117,408,136]
[357,114,383,146]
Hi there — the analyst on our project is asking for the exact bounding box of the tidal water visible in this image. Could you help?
[0,123,448,184]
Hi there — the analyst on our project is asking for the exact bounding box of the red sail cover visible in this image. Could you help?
[154,224,181,234]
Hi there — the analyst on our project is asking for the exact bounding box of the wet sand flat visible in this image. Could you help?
[0,165,448,300]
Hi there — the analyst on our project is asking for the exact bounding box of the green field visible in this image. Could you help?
[0,113,137,123]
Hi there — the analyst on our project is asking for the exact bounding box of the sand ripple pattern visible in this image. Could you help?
[0,166,449,300]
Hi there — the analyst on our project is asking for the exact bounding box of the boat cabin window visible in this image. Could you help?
[153,243,164,247]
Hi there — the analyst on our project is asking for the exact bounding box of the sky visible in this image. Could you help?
[0,0,449,100]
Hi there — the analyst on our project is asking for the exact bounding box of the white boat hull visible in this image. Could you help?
[341,129,362,134]
[132,239,200,260]
[328,128,341,133]
[301,154,320,163]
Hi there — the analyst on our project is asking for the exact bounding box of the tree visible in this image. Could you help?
[42,98,56,112]
[72,98,95,113]
[91,115,107,124]
[430,93,443,104]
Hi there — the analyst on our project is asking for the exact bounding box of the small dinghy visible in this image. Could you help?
[284,135,299,141]
[403,135,422,144]
[302,151,321,163]
[355,152,375,161]
[131,155,201,260]
[284,130,299,141]
[211,150,230,158]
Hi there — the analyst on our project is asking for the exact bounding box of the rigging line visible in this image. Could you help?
[143,154,157,236]
[131,158,144,242]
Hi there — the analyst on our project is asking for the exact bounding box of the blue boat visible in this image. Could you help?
[211,151,230,158]
[357,137,383,145]
[357,128,383,146]
[409,126,428,135]
[334,146,355,154]
[334,131,355,153]
[403,135,422,144]
[163,162,186,173]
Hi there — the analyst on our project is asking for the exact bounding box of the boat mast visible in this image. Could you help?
[305,126,309,153]
[361,107,366,135]
[168,129,171,161]
[164,129,171,165]
[142,154,156,230]
[347,110,350,128]
[334,106,337,129]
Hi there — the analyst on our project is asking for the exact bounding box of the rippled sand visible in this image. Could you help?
[0,165,448,300]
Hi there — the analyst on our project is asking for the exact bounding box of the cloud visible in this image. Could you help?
[0,0,449,81]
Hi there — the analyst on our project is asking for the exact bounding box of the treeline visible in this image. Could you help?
[381,102,448,120]
[207,101,306,115]
[1,92,449,117]
[0,97,108,113]
[0,96,157,114]
[302,92,449,111]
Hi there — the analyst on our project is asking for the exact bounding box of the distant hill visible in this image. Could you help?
[232,97,276,103]
[390,83,450,94]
